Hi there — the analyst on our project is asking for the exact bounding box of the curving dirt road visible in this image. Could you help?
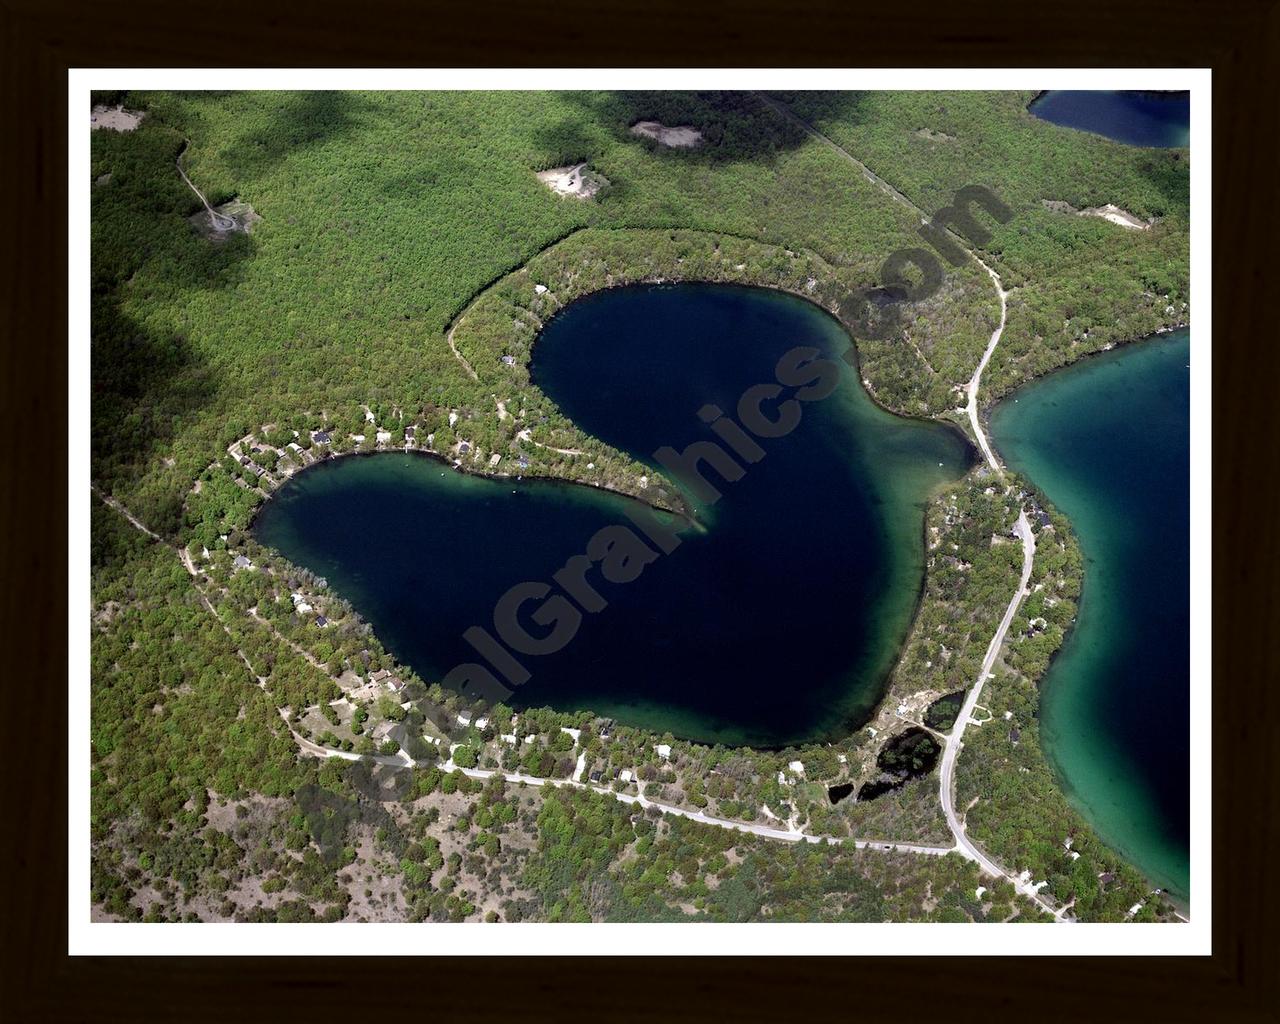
[759,97,1074,921]
[300,736,956,854]
[94,111,1063,912]
[935,510,1061,918]
[965,259,1009,474]
[176,141,237,232]
[98,488,959,863]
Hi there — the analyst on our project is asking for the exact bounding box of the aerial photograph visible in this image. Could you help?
[87,86,1192,928]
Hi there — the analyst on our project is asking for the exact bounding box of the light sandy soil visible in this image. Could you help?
[536,163,607,199]
[1080,203,1152,230]
[630,121,704,148]
[913,128,955,142]
[91,104,144,131]
[189,199,261,240]
[1043,198,1151,230]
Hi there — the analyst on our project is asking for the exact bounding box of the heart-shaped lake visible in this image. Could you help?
[253,284,973,747]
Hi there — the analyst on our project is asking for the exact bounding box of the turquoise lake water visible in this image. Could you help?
[255,285,972,747]
[991,330,1190,898]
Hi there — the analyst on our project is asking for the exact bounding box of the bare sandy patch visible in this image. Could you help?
[914,128,955,142]
[91,104,144,132]
[1080,203,1152,230]
[536,163,608,200]
[630,121,704,148]
[1042,198,1152,230]
[189,198,261,241]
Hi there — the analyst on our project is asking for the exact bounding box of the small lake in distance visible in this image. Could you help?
[1029,91,1190,147]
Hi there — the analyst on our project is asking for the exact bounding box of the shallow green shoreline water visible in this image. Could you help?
[991,330,1190,898]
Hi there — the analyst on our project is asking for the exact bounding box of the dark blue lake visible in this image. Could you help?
[1029,91,1190,147]
[254,284,972,747]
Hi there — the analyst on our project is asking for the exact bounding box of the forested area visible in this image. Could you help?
[92,90,1003,536]
[90,89,1188,924]
[776,90,1190,400]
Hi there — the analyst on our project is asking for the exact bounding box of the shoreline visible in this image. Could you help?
[988,328,1192,902]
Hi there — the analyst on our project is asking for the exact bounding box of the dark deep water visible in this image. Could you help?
[991,330,1191,898]
[254,285,971,747]
[1029,91,1190,148]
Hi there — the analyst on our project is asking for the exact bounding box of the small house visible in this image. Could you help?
[501,355,517,366]
[655,744,671,760]
[313,431,331,445]
[314,615,329,627]
[233,555,252,569]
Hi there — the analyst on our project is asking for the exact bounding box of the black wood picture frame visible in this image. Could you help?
[4,0,1275,1018]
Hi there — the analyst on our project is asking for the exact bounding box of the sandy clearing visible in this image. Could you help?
[1081,203,1152,230]
[1043,199,1151,230]
[91,104,144,132]
[913,128,955,142]
[630,121,704,148]
[537,163,607,199]
[189,199,260,240]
